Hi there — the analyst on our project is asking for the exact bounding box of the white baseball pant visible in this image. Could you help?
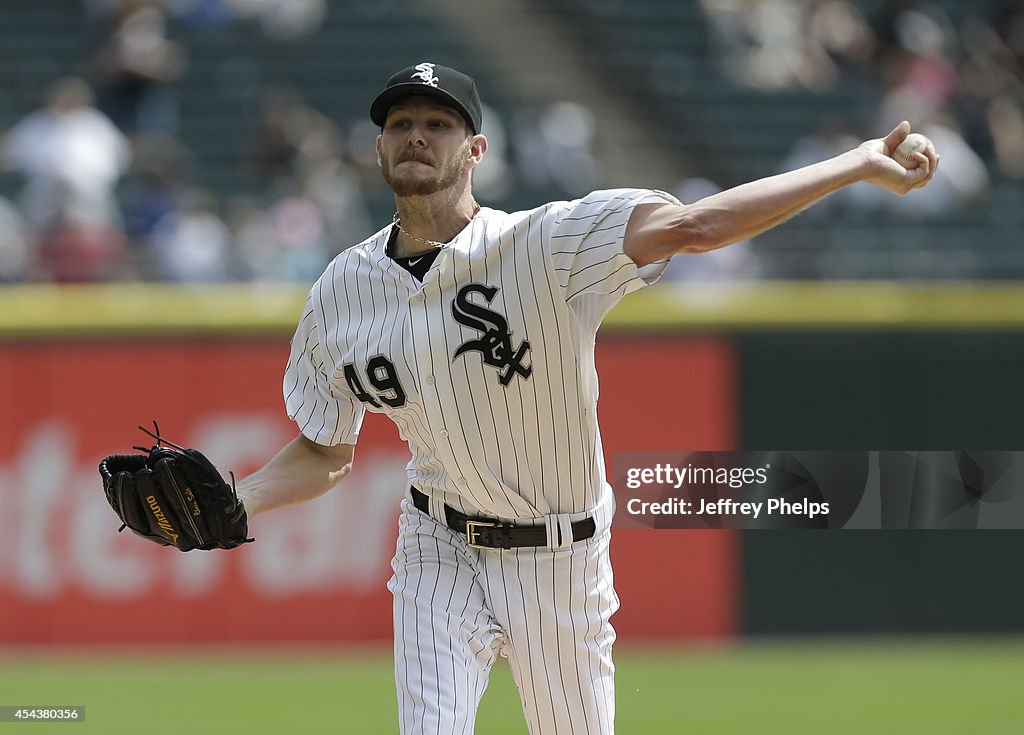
[388,498,619,734]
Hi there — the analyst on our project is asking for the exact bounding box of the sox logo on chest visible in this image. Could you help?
[342,282,531,409]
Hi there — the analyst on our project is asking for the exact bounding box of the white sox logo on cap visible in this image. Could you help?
[370,63,483,133]
[411,62,439,87]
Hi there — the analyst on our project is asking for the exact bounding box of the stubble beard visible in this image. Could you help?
[382,139,471,198]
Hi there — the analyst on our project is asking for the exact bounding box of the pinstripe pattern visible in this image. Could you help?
[388,500,619,735]
[283,188,679,733]
[283,188,677,521]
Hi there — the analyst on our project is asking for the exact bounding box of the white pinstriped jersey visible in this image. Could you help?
[284,188,678,525]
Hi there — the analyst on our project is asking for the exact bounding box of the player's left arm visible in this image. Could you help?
[235,435,355,518]
[624,121,940,267]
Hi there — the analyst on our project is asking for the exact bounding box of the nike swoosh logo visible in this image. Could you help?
[408,257,424,266]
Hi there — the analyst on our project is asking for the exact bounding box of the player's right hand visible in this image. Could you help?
[857,120,940,195]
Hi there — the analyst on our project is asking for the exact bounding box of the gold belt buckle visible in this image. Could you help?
[466,520,497,548]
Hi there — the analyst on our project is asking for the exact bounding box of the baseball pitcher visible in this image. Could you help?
[100,62,938,734]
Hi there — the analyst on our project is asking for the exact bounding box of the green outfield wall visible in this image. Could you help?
[743,531,1024,635]
[737,328,1024,635]
[740,331,1024,450]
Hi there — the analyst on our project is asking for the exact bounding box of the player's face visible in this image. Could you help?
[378,100,473,197]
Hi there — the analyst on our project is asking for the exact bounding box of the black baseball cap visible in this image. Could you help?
[370,62,482,134]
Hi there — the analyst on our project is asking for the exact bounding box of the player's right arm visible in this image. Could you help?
[624,121,939,267]
[236,436,354,517]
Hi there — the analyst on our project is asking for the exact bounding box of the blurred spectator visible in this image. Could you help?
[120,134,191,249]
[295,155,374,255]
[701,0,876,92]
[222,0,326,40]
[469,103,513,201]
[230,191,329,282]
[1,77,131,234]
[956,12,1024,178]
[163,0,239,32]
[986,95,1024,178]
[512,101,601,196]
[150,188,234,281]
[1,77,131,281]
[245,86,372,253]
[869,0,1024,184]
[84,0,325,39]
[0,196,30,282]
[870,0,957,63]
[229,197,279,280]
[90,1,188,136]
[874,50,958,139]
[264,192,329,280]
[863,3,994,215]
[245,86,340,188]
[345,119,394,196]
[809,0,878,71]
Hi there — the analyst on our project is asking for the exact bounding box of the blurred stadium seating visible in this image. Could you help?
[538,0,1024,278]
[1,0,1023,280]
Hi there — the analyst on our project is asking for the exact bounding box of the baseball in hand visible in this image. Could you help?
[893,132,931,170]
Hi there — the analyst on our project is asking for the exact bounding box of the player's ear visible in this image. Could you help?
[375,136,383,167]
[467,134,487,166]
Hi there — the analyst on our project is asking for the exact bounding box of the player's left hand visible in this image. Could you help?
[858,120,940,194]
[98,424,253,551]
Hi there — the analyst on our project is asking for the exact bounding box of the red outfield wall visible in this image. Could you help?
[0,337,737,644]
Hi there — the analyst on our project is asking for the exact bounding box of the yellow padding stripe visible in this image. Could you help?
[2,282,1024,338]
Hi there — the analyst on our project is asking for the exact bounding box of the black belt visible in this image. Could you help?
[411,487,596,550]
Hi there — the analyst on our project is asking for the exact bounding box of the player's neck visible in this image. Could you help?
[392,190,479,258]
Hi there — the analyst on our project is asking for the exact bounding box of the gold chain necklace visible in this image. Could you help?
[392,203,481,252]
